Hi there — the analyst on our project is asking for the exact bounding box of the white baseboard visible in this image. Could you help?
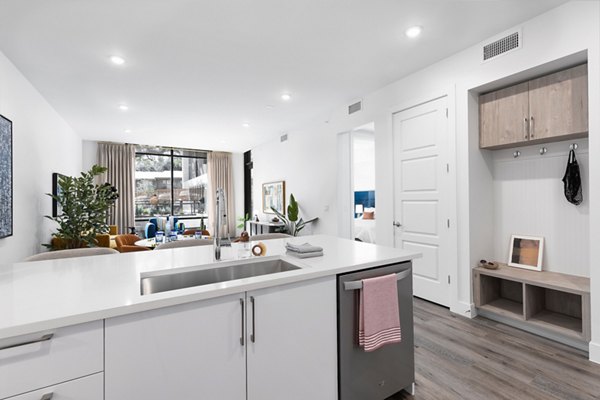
[590,341,600,364]
[451,301,476,319]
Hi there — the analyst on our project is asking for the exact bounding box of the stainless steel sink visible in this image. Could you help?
[141,259,301,295]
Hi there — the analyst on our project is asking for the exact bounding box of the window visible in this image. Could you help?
[135,146,208,220]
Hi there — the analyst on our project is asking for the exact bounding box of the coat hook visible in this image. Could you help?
[539,147,547,155]
[513,150,521,158]
[569,143,578,150]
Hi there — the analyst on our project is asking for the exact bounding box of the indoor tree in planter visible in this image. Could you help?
[271,194,318,236]
[46,165,119,249]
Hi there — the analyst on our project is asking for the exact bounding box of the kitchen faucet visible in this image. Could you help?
[214,188,229,260]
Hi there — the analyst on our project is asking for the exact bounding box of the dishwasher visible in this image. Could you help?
[337,261,414,400]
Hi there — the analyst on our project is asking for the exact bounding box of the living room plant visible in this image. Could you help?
[271,193,317,236]
[46,165,119,249]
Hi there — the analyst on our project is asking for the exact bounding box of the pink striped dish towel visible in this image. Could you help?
[358,273,401,352]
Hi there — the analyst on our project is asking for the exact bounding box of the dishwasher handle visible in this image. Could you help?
[343,269,411,291]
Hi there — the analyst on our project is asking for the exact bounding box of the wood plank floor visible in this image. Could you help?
[388,298,600,400]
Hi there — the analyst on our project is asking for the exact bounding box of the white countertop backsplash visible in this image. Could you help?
[0,235,420,340]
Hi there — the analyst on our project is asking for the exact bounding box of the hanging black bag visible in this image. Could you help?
[562,149,582,205]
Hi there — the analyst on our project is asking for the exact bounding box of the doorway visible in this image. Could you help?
[336,123,376,243]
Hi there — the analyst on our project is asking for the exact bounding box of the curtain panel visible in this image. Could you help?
[97,142,135,234]
[208,151,235,237]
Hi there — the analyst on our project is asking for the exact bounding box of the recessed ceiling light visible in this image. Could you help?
[242,122,250,128]
[119,104,129,111]
[124,129,132,133]
[405,26,423,38]
[110,56,125,65]
[281,93,291,101]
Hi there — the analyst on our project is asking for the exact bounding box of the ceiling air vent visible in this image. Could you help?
[348,100,362,115]
[483,31,520,61]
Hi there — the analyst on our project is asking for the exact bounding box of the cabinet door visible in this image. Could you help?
[246,277,337,400]
[529,63,588,140]
[479,81,529,148]
[105,294,246,400]
[4,373,103,400]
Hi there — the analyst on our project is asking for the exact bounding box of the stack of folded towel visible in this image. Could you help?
[285,242,324,258]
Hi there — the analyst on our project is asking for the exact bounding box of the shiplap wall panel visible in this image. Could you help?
[492,139,589,277]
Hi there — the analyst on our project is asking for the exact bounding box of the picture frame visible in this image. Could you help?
[262,181,285,214]
[52,172,67,217]
[508,234,544,271]
[0,114,12,239]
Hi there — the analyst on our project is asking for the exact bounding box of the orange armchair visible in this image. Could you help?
[115,234,150,253]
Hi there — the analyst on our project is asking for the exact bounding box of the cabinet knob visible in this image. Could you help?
[393,221,402,228]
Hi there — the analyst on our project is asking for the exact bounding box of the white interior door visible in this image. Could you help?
[392,96,451,306]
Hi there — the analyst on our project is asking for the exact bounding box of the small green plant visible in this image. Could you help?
[271,194,318,236]
[237,213,250,230]
[45,165,119,249]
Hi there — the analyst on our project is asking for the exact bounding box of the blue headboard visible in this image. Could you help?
[354,190,375,210]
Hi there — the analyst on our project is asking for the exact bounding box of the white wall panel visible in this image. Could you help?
[492,139,589,277]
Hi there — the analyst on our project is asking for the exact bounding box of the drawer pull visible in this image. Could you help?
[41,393,54,400]
[0,333,54,351]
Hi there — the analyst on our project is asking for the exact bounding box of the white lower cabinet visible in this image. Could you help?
[0,321,104,399]
[5,373,103,400]
[105,293,247,400]
[246,277,337,400]
[104,276,337,400]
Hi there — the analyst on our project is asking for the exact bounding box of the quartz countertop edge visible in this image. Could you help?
[0,235,420,340]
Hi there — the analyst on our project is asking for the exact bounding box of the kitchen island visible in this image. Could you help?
[0,235,420,400]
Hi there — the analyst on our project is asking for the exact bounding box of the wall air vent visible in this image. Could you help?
[483,31,521,61]
[348,100,362,115]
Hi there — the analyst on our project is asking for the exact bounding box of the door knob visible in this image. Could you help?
[393,221,402,227]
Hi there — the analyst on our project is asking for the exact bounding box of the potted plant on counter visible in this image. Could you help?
[46,165,119,249]
[271,194,317,236]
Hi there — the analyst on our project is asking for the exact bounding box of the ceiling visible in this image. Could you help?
[0,0,568,152]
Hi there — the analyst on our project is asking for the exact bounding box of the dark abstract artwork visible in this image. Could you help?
[0,114,12,238]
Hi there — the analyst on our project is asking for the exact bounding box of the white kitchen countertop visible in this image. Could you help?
[0,235,420,340]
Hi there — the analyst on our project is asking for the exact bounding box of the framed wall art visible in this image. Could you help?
[262,181,285,214]
[0,114,12,239]
[508,234,544,271]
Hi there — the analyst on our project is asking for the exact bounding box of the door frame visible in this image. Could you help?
[388,87,458,312]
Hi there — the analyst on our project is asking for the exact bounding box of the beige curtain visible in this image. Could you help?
[97,143,135,234]
[208,151,235,237]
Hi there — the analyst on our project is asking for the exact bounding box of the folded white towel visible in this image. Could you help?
[286,250,324,259]
[285,242,323,253]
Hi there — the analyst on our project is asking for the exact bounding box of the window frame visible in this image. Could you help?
[134,146,208,221]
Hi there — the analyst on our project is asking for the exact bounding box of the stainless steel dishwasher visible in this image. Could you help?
[337,261,414,400]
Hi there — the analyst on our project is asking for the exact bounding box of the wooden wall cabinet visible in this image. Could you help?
[479,63,588,149]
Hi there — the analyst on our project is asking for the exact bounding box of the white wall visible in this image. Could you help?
[0,51,82,264]
[252,132,337,235]
[352,131,375,192]
[251,1,600,355]
[491,139,589,277]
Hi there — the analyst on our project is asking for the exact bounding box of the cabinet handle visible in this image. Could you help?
[524,117,529,139]
[0,333,53,351]
[239,298,245,346]
[250,296,256,343]
[530,116,534,138]
[41,394,54,400]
